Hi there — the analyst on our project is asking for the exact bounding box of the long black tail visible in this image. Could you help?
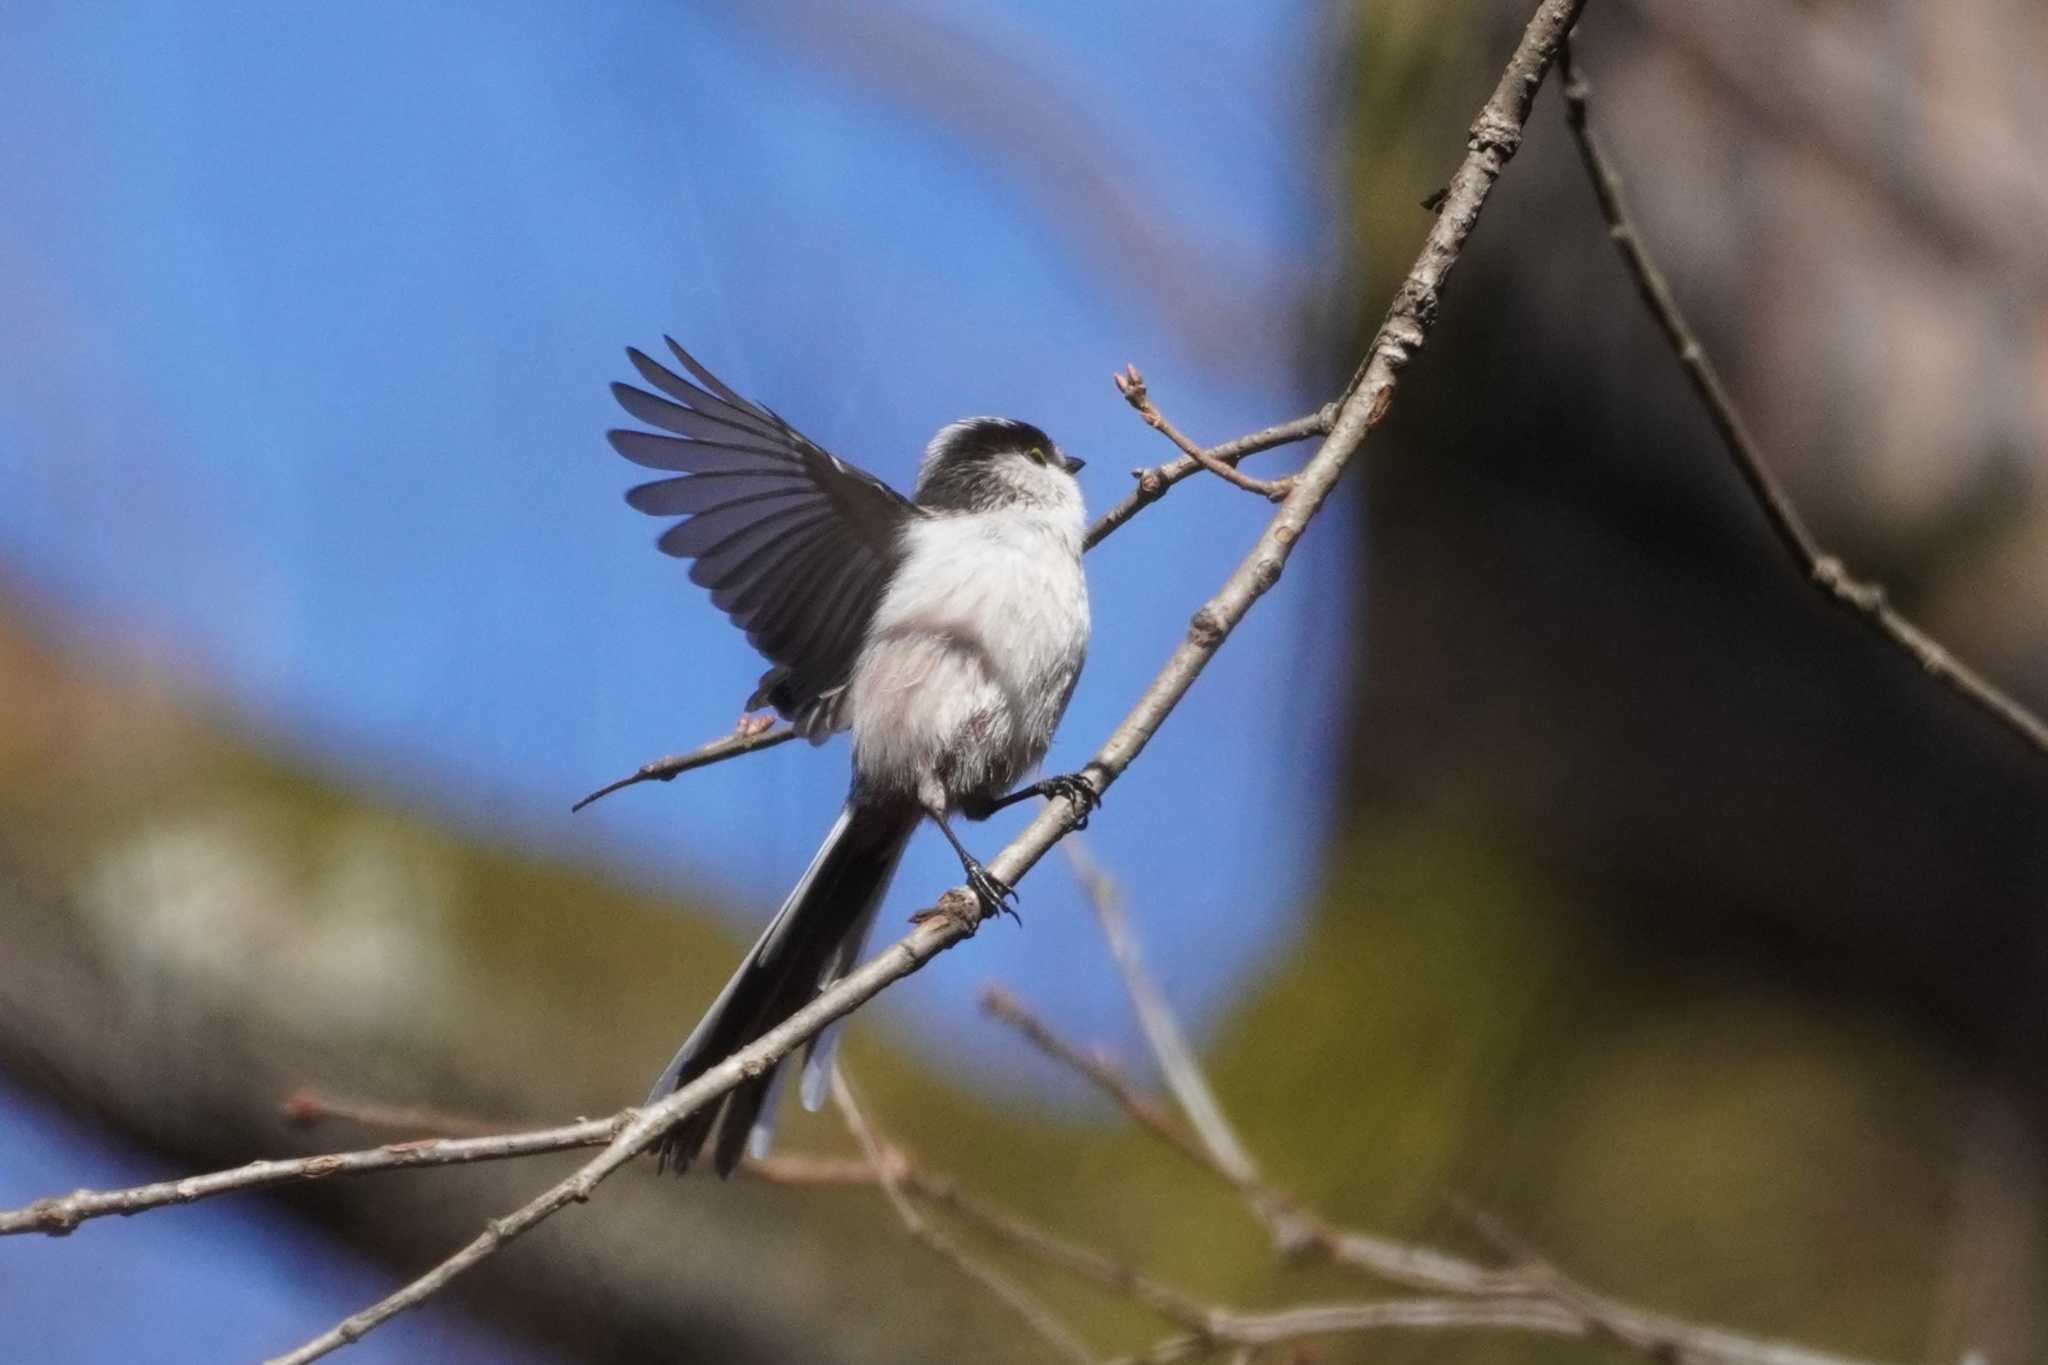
[647,800,916,1175]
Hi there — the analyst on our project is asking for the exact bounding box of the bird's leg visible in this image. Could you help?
[930,809,1019,921]
[982,771,1104,829]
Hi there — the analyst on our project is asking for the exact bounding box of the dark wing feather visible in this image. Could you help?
[608,339,921,735]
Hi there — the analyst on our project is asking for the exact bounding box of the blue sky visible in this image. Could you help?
[0,0,1351,1088]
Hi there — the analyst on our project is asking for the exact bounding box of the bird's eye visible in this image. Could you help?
[1027,446,1047,465]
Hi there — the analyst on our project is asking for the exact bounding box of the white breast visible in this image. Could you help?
[848,505,1089,804]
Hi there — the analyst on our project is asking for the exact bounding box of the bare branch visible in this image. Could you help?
[1113,364,1298,502]
[1068,840,1489,1281]
[1057,832,1904,1365]
[980,979,1515,1291]
[281,1087,878,1188]
[1084,408,1333,552]
[831,1073,1096,1365]
[1557,40,2048,759]
[1063,844,1503,1281]
[570,721,798,812]
[0,1099,880,1240]
[0,1117,623,1239]
[964,1073,1893,1365]
[980,985,1219,1176]
[1064,838,1260,1186]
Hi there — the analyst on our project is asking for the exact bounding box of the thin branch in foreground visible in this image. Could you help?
[570,720,797,812]
[830,1072,1096,1365]
[1064,838,1261,1188]
[0,1118,623,1239]
[980,985,1219,1177]
[1066,845,1540,1295]
[1113,364,1298,502]
[280,1088,878,1188]
[1048,834,1907,1365]
[0,1102,884,1241]
[1557,39,2048,759]
[1057,844,1907,1365]
[980,980,1519,1294]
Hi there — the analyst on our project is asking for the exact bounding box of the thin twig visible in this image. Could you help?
[831,1073,1096,1365]
[1065,838,1395,1263]
[980,980,1520,1292]
[980,985,1219,1176]
[1084,409,1334,552]
[1463,1205,1659,1358]
[570,722,798,812]
[0,1098,894,1242]
[1064,839,1261,1187]
[281,1087,877,1187]
[1065,846,1542,1291]
[1558,39,2048,759]
[0,1118,623,1238]
[1113,364,1299,502]
[1063,849,1903,1365]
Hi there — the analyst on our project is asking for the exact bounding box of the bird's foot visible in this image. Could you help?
[1041,772,1103,829]
[964,857,1021,923]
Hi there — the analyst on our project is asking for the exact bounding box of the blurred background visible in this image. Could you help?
[1,2,2044,1361]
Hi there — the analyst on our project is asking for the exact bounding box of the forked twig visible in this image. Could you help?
[1114,364,1300,502]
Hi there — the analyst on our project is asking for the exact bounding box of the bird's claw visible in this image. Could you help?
[965,859,1021,923]
[1043,772,1103,829]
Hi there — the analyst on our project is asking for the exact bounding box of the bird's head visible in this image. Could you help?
[914,417,1086,516]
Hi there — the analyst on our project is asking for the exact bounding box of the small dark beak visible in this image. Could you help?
[1061,452,1086,474]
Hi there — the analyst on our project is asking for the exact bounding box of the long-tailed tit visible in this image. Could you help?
[606,339,1097,1174]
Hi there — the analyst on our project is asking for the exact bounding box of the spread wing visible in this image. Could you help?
[608,339,923,737]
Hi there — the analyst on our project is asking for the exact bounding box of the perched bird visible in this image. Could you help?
[607,339,1098,1174]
